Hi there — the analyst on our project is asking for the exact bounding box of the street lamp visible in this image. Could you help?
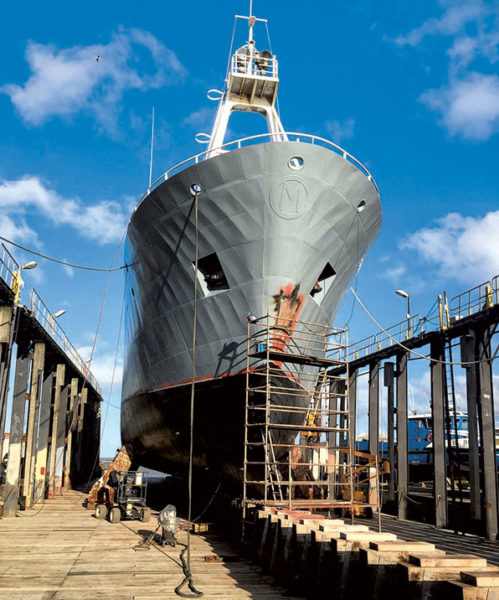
[12,261,38,303]
[21,261,37,270]
[53,310,66,318]
[395,289,411,339]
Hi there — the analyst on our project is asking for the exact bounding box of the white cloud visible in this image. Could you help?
[1,28,185,136]
[381,264,407,283]
[78,346,123,401]
[403,210,499,284]
[421,72,499,140]
[0,176,130,245]
[325,117,355,144]
[182,106,215,130]
[395,0,489,47]
[392,1,499,140]
[62,260,74,278]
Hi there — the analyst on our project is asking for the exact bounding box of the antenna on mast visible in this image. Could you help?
[248,0,256,42]
[149,106,155,189]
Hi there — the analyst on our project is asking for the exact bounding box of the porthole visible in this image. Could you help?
[288,156,304,170]
[357,200,366,213]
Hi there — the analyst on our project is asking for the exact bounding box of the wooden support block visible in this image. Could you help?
[362,547,445,566]
[341,531,397,542]
[447,580,499,600]
[318,520,346,531]
[399,561,495,582]
[293,523,313,535]
[298,516,325,524]
[371,541,438,552]
[408,554,487,568]
[460,570,499,587]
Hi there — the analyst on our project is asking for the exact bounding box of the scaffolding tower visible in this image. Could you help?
[243,314,382,522]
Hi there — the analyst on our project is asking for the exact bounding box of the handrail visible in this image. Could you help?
[30,289,102,395]
[0,243,20,292]
[136,131,379,210]
[449,279,497,318]
[230,50,278,80]
[349,274,499,360]
[349,315,424,360]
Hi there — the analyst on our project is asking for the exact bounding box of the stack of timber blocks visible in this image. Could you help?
[248,508,499,599]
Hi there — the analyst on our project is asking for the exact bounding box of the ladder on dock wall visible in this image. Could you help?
[242,315,382,523]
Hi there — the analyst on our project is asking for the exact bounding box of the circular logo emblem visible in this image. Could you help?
[269,179,307,219]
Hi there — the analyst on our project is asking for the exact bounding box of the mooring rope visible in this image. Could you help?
[175,189,203,598]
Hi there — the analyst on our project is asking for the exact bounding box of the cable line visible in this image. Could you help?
[0,235,128,272]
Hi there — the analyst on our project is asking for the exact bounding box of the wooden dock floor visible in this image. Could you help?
[0,491,288,600]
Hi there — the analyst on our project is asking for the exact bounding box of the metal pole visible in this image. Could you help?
[384,362,395,502]
[23,342,45,508]
[47,364,65,498]
[430,336,448,529]
[475,324,498,541]
[460,333,481,522]
[396,351,408,520]
[368,361,379,456]
[2,350,30,517]
[349,369,357,445]
[33,368,54,503]
[0,306,18,447]
[63,377,80,490]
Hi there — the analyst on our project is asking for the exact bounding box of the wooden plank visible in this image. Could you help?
[0,491,290,600]
[461,570,499,587]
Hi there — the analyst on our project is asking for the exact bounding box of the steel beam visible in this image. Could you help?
[2,351,30,517]
[460,333,481,522]
[475,325,498,541]
[368,361,380,455]
[430,337,448,529]
[384,362,395,502]
[23,342,45,508]
[33,368,54,503]
[396,351,408,520]
[47,364,65,498]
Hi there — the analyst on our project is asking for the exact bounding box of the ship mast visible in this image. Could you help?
[206,7,286,155]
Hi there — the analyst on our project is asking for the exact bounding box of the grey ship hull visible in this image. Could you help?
[121,141,381,481]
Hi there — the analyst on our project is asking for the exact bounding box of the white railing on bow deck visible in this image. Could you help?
[137,131,379,210]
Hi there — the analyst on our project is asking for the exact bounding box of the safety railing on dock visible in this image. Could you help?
[449,278,497,319]
[349,274,499,360]
[0,244,19,287]
[30,289,101,394]
[349,314,424,360]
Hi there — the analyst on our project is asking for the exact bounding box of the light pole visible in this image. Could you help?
[395,289,411,339]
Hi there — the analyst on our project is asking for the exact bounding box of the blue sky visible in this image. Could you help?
[1,0,498,456]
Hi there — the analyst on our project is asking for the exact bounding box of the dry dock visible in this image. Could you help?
[0,491,288,600]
